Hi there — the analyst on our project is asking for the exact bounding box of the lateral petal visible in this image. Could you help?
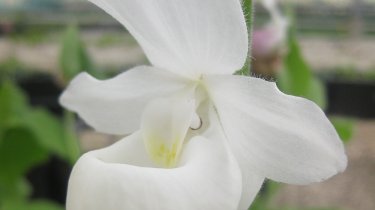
[207,109,265,210]
[88,0,248,77]
[60,66,191,135]
[204,75,347,185]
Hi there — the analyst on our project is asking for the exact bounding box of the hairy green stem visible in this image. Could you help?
[63,110,81,164]
[236,0,254,76]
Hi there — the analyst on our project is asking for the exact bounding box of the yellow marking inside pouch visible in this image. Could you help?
[145,136,182,168]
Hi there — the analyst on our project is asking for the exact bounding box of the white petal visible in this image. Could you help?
[60,66,191,135]
[204,75,347,184]
[88,0,248,78]
[237,169,265,210]
[207,106,265,210]
[66,132,243,210]
[141,98,195,168]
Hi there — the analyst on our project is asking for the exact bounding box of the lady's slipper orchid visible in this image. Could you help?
[60,0,347,210]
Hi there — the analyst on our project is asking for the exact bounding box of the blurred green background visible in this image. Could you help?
[0,0,374,210]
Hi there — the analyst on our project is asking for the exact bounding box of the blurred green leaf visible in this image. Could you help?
[24,109,80,164]
[62,111,81,164]
[236,0,253,76]
[0,128,48,182]
[331,117,355,143]
[1,200,63,210]
[59,25,96,83]
[0,81,29,129]
[0,81,75,208]
[0,178,31,205]
[0,81,80,164]
[308,79,327,110]
[278,28,327,109]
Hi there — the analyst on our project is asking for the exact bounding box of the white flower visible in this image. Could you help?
[60,1,347,210]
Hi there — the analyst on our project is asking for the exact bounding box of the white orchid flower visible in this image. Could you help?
[60,0,347,210]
